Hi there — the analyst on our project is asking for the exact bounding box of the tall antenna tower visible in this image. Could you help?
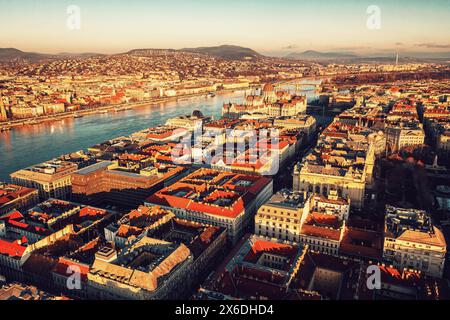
[395,52,399,66]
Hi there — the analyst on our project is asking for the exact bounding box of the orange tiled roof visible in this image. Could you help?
[0,238,26,258]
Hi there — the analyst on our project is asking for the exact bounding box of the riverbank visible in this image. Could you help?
[0,85,259,131]
[0,90,254,181]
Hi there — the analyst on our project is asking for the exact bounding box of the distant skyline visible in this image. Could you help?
[0,0,449,56]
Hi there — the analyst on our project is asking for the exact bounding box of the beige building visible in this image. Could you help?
[254,190,306,242]
[42,103,65,115]
[222,84,307,118]
[0,100,8,121]
[10,105,44,119]
[268,97,307,117]
[293,144,374,210]
[437,132,450,154]
[383,205,446,278]
[273,115,317,141]
[385,123,425,153]
[10,160,78,200]
[0,183,39,216]
[424,117,450,156]
[87,238,193,300]
[221,80,250,90]
[298,191,350,256]
[293,119,376,210]
[145,169,273,244]
[165,114,207,131]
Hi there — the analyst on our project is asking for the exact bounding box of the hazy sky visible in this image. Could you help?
[0,0,449,55]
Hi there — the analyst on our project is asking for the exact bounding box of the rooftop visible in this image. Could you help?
[0,183,37,209]
[301,212,343,241]
[199,234,309,300]
[385,205,446,248]
[74,161,113,175]
[11,160,78,182]
[90,237,191,292]
[146,169,271,219]
[1,199,111,240]
[0,282,65,300]
[264,189,306,210]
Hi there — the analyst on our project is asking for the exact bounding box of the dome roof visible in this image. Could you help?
[262,83,275,92]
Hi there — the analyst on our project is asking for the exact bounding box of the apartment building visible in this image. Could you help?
[383,205,446,278]
[10,160,78,200]
[145,169,273,244]
[0,183,39,216]
[254,189,306,242]
[299,191,350,256]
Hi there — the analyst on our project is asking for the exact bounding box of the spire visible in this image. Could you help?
[433,154,438,167]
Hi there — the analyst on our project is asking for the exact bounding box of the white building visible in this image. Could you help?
[298,191,350,256]
[383,205,446,278]
[255,190,306,242]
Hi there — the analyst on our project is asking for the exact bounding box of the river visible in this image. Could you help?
[0,82,326,182]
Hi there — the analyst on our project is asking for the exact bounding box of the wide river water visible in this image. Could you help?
[0,83,324,181]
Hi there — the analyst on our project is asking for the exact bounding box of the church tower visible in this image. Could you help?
[0,95,8,121]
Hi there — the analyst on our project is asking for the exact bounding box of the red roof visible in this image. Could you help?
[0,238,26,258]
[53,258,89,282]
[78,207,107,218]
[2,210,49,235]
[146,169,271,219]
[378,265,421,286]
[340,227,383,260]
[256,139,289,151]
[1,210,24,221]
[0,186,36,206]
[244,240,298,266]
[301,212,343,241]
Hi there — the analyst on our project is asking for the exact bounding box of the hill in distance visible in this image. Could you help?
[0,48,105,62]
[181,45,264,60]
[286,49,450,62]
[125,48,178,56]
[56,52,105,57]
[0,48,52,62]
[1,45,264,62]
[286,50,358,60]
[3,47,448,64]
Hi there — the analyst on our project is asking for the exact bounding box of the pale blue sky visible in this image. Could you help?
[0,0,449,55]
